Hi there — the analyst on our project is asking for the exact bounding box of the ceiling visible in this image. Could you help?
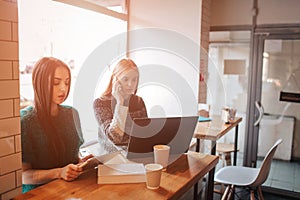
[54,0,127,19]
[83,0,124,7]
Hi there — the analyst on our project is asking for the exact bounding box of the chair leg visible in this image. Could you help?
[220,182,225,193]
[250,189,255,200]
[257,186,264,200]
[221,185,231,200]
[227,185,234,200]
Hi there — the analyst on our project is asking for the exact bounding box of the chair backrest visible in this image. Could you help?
[250,139,283,187]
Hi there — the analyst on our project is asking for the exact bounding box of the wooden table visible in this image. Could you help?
[14,152,218,200]
[193,116,242,200]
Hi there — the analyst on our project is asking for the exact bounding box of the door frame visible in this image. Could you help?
[243,27,300,197]
[244,26,300,167]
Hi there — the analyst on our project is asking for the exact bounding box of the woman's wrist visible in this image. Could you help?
[118,99,124,106]
[56,168,62,179]
[123,98,129,106]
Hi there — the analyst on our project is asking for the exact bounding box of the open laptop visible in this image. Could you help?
[126,116,198,165]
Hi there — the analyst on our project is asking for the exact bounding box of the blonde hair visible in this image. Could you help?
[101,58,139,98]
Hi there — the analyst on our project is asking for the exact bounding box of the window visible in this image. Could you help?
[19,0,127,141]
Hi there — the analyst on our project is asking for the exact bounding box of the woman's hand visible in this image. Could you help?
[112,77,125,105]
[59,164,82,181]
[79,154,94,162]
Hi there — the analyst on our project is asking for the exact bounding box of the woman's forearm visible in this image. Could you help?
[22,168,61,185]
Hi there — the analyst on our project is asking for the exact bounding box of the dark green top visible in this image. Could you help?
[21,105,84,193]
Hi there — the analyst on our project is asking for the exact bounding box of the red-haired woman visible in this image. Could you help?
[21,57,91,193]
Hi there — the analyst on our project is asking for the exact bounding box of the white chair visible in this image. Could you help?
[214,139,283,200]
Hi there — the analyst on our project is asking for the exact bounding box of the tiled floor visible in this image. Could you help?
[215,152,300,194]
[178,178,299,200]
[257,156,300,193]
[212,187,299,200]
[179,152,300,200]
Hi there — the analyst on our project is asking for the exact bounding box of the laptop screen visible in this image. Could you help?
[126,116,198,164]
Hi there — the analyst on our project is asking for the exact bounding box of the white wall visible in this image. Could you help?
[128,0,201,117]
[129,0,201,43]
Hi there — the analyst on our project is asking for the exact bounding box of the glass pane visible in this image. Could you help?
[19,0,127,142]
[208,31,251,166]
[258,39,300,192]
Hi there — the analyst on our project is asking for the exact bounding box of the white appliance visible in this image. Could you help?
[258,114,294,161]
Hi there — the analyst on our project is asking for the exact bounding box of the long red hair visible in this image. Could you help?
[32,57,71,117]
[32,57,71,163]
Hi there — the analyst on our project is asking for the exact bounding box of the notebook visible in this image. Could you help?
[97,163,146,184]
[198,116,212,122]
[126,116,198,165]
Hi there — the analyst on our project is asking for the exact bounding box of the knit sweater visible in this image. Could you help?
[21,105,84,192]
[93,95,147,151]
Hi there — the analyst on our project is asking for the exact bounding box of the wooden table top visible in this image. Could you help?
[14,152,218,200]
[194,116,242,141]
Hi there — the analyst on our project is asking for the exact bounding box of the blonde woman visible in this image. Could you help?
[93,58,148,149]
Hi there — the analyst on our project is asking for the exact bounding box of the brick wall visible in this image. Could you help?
[199,0,211,104]
[0,0,22,199]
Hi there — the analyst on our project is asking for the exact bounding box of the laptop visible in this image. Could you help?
[126,116,198,165]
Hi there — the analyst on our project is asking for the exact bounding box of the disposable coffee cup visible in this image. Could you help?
[222,108,229,124]
[145,163,163,190]
[153,145,170,169]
